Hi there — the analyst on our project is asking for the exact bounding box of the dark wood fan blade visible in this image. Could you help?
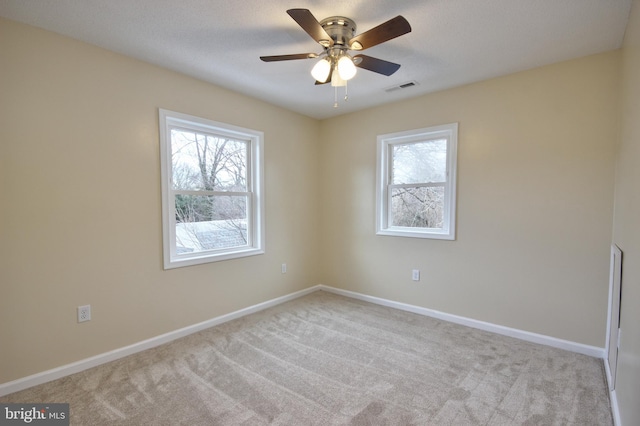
[260,53,318,62]
[348,16,411,50]
[287,9,334,47]
[354,54,401,76]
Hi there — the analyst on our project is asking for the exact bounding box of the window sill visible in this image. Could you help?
[376,228,455,241]
[164,247,265,270]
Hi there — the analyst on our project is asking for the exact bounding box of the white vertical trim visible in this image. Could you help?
[604,361,622,425]
[606,244,622,390]
[610,388,622,426]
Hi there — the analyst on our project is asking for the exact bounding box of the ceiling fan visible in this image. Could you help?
[260,9,412,89]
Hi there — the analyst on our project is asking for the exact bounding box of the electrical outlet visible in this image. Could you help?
[77,305,91,323]
[281,263,287,274]
[412,269,420,281]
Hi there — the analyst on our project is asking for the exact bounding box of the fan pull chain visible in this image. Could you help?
[333,82,350,108]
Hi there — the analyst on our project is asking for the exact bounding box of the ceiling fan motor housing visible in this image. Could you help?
[319,16,356,48]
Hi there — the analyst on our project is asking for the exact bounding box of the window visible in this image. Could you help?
[376,123,458,240]
[159,109,264,269]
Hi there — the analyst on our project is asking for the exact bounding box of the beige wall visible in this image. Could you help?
[613,0,640,424]
[0,18,321,383]
[319,52,620,348]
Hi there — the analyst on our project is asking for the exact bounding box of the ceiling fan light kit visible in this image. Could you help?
[261,9,411,108]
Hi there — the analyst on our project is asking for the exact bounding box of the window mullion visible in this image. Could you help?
[389,182,446,190]
[172,189,251,197]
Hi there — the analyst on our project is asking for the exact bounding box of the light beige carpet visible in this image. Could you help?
[1,291,612,425]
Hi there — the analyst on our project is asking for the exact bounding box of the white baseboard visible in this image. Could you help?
[318,285,606,358]
[1,283,606,398]
[0,285,322,397]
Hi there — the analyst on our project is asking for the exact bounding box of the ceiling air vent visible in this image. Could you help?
[385,81,419,93]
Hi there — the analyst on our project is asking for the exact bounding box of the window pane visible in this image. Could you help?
[392,139,447,184]
[171,128,247,192]
[391,186,445,229]
[175,194,248,253]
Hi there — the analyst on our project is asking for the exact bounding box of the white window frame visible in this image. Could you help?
[159,109,265,269]
[376,123,458,240]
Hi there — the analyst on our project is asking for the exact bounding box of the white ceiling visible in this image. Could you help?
[0,0,633,120]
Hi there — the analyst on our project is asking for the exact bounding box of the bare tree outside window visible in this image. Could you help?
[170,129,249,253]
[390,140,447,229]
